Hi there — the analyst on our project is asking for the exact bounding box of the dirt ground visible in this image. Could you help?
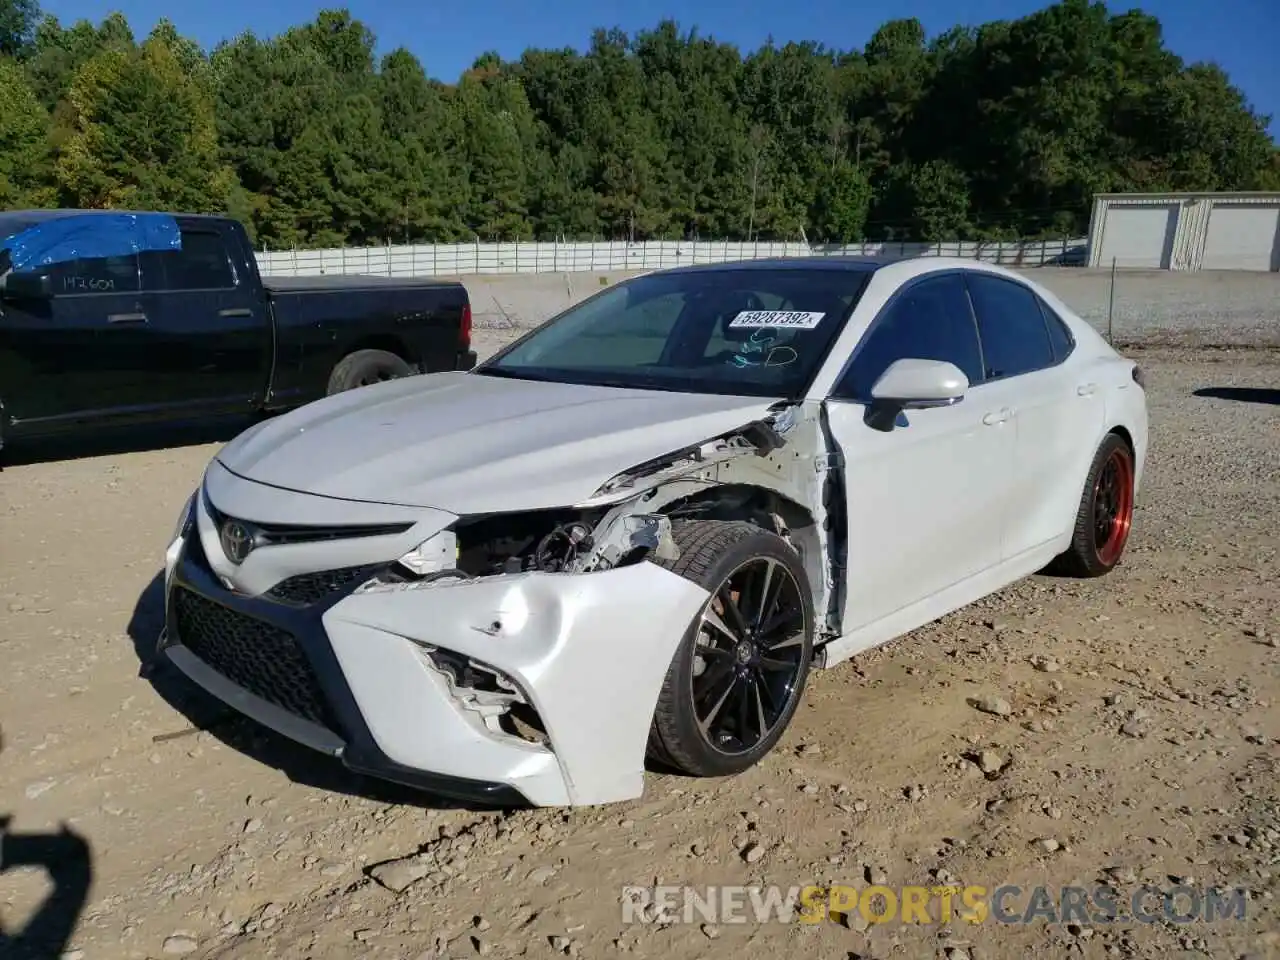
[1,341,1277,960]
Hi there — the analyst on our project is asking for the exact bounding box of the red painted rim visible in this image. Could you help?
[1093,446,1134,567]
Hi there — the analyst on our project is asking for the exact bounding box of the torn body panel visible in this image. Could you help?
[434,403,842,642]
[638,402,837,643]
[411,403,841,638]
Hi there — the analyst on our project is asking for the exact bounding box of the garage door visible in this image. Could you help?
[1201,203,1280,271]
[1094,203,1179,268]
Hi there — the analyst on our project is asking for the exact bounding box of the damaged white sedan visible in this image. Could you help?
[160,256,1148,806]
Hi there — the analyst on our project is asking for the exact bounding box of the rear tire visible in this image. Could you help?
[647,520,814,778]
[1049,433,1136,578]
[327,349,415,395]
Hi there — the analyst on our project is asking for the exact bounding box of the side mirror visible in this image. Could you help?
[870,358,969,409]
[2,270,53,301]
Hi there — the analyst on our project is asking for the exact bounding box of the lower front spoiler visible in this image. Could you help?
[160,632,529,808]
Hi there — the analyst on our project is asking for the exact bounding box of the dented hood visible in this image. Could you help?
[216,371,777,514]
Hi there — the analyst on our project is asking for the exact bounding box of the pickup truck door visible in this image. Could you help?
[0,253,149,434]
[134,224,271,416]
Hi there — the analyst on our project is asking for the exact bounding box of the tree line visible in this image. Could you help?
[0,0,1275,249]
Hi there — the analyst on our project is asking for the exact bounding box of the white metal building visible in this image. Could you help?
[1086,191,1280,271]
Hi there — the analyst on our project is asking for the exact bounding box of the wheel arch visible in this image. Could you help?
[1107,423,1135,458]
[657,482,815,526]
[654,483,826,624]
[338,334,419,369]
[1100,417,1145,494]
[1071,421,1138,509]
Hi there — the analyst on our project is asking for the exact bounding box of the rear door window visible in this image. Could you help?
[965,274,1055,381]
[141,229,237,291]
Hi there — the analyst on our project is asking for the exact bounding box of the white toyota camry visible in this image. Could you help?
[160,256,1148,807]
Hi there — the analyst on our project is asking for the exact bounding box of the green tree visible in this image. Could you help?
[0,0,37,58]
[811,159,871,242]
[377,48,470,241]
[0,1,1274,245]
[456,70,535,238]
[55,35,233,212]
[0,55,53,205]
[874,160,971,240]
[25,11,133,109]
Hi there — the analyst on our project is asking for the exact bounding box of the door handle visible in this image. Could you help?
[1077,382,1098,397]
[107,312,148,324]
[218,307,253,318]
[982,408,1011,426]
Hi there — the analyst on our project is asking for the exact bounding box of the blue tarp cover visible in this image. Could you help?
[0,212,182,273]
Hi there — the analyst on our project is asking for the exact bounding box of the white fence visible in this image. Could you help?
[255,237,1087,277]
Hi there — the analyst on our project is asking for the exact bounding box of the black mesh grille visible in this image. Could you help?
[266,564,382,606]
[173,588,336,730]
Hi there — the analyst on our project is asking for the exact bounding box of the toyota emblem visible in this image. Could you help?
[219,520,255,564]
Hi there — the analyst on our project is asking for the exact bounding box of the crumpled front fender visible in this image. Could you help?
[324,562,711,805]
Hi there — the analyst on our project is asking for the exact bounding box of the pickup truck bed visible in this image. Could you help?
[262,275,463,291]
[261,275,472,408]
[0,210,474,447]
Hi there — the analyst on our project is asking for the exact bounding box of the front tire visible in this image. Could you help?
[647,520,814,778]
[1051,433,1136,578]
[327,349,415,395]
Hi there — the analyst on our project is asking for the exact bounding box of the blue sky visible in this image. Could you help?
[46,0,1278,135]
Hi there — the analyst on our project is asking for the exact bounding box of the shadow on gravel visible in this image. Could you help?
[0,728,94,960]
[1193,387,1280,406]
[125,573,504,812]
[1,415,261,467]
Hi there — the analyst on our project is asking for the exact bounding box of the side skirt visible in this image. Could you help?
[819,541,1064,669]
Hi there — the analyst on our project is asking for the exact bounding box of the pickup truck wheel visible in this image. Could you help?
[647,520,814,779]
[327,349,415,395]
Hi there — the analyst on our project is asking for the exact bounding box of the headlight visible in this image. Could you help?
[354,529,465,595]
[170,491,196,546]
[395,529,458,575]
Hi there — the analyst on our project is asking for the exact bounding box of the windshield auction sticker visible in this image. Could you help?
[728,310,826,329]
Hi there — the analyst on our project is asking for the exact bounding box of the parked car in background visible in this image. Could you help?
[0,210,473,450]
[159,255,1148,807]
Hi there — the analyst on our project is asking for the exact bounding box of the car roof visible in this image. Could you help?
[661,256,894,276]
[655,255,1033,284]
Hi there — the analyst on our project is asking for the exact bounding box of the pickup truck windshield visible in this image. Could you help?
[477,267,872,399]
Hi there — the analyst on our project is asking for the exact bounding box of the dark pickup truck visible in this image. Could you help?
[0,209,474,448]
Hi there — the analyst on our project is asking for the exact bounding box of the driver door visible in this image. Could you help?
[823,272,1015,643]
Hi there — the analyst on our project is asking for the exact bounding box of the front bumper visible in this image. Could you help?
[160,484,708,807]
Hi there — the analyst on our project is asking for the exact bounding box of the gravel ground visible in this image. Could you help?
[1,277,1278,960]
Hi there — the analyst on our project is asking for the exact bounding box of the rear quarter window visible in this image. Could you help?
[1038,298,1076,363]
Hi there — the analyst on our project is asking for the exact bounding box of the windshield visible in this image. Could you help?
[477,267,873,399]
